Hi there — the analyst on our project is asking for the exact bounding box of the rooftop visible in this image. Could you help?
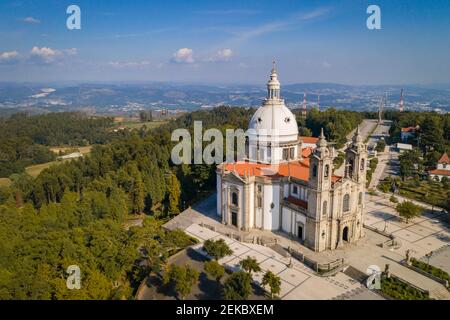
[429,169,450,176]
[300,136,319,144]
[221,148,342,184]
[437,153,449,164]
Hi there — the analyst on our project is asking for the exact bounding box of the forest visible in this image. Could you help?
[0,106,362,299]
[387,110,450,166]
[0,112,114,177]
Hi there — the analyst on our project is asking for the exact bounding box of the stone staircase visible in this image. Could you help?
[343,265,369,283]
[430,286,450,300]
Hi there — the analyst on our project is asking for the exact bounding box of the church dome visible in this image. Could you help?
[248,62,299,144]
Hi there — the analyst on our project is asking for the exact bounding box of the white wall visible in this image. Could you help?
[216,174,222,216]
[281,206,306,238]
[248,183,255,228]
[263,184,280,230]
[281,207,292,233]
[222,181,244,226]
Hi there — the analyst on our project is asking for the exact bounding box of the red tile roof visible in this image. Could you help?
[286,196,308,209]
[223,160,310,181]
[401,126,418,133]
[300,136,319,144]
[429,169,450,176]
[438,153,449,164]
[222,154,342,184]
[301,147,313,158]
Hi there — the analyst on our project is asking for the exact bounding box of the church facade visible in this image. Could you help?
[216,64,368,252]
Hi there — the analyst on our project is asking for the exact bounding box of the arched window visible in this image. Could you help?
[322,201,328,217]
[313,164,317,177]
[324,164,329,178]
[358,192,363,205]
[231,192,238,206]
[348,159,354,178]
[360,158,365,171]
[343,194,350,212]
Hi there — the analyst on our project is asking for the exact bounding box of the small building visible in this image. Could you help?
[428,153,450,181]
[400,126,419,142]
[393,143,413,153]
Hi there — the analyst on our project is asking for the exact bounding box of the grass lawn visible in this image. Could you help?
[25,159,73,178]
[49,145,93,155]
[0,178,12,187]
[398,180,449,208]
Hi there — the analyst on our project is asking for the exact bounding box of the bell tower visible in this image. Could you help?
[344,125,367,183]
[306,129,335,251]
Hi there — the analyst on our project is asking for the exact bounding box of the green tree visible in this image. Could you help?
[419,116,444,154]
[166,173,181,215]
[163,264,199,300]
[396,201,423,223]
[240,256,261,276]
[204,260,225,284]
[261,271,281,299]
[399,149,422,180]
[129,164,145,214]
[222,271,252,300]
[203,239,233,261]
[376,140,386,152]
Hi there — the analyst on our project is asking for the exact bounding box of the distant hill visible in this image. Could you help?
[0,82,448,117]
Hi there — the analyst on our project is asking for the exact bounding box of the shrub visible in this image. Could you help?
[222,271,252,300]
[389,195,398,203]
[203,239,233,261]
[411,258,450,285]
[381,276,431,300]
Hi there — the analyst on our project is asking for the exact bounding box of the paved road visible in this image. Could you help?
[335,119,379,176]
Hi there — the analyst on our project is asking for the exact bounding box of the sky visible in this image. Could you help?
[0,0,449,85]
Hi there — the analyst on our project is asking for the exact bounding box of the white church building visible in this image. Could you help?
[216,64,368,252]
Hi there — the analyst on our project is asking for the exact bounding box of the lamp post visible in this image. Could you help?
[425,251,433,268]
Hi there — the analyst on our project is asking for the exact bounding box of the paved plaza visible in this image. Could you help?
[364,193,450,260]
[164,191,450,299]
[183,223,382,300]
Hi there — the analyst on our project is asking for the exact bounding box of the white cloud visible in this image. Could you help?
[209,48,233,62]
[29,46,77,64]
[228,7,332,44]
[171,48,195,64]
[322,61,331,68]
[63,48,78,56]
[108,60,151,68]
[0,51,19,64]
[23,16,41,24]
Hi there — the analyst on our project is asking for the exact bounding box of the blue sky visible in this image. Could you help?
[0,0,449,84]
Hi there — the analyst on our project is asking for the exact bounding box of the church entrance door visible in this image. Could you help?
[343,226,349,242]
[231,211,238,227]
[297,225,303,240]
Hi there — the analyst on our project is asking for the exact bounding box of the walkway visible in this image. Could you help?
[183,224,382,300]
